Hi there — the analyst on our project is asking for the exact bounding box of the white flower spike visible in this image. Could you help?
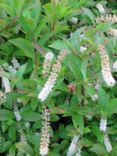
[38,49,68,102]
[100,118,107,132]
[67,135,80,156]
[98,45,116,87]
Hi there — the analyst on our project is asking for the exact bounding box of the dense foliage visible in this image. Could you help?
[0,0,117,156]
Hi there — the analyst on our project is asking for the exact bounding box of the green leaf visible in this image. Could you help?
[20,107,40,121]
[8,125,16,141]
[16,0,25,17]
[9,38,34,59]
[90,144,108,156]
[82,8,95,23]
[96,22,112,32]
[72,113,84,135]
[91,123,103,143]
[81,59,88,81]
[16,142,34,155]
[107,98,117,115]
[16,63,27,79]
[49,40,68,50]
[98,88,109,115]
[70,29,81,52]
[0,4,14,16]
[0,141,12,153]
[34,17,48,40]
[65,54,83,80]
[31,98,38,111]
[0,109,14,121]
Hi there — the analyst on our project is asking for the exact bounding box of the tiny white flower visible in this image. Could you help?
[104,134,112,153]
[70,17,78,24]
[25,122,30,128]
[80,46,87,52]
[100,118,107,132]
[11,57,20,69]
[96,3,105,15]
[86,114,92,120]
[113,60,117,71]
[80,34,84,39]
[14,110,21,121]
[45,52,54,60]
[17,98,22,103]
[91,94,98,101]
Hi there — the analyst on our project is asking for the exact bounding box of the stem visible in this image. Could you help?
[32,42,46,57]
[34,48,38,69]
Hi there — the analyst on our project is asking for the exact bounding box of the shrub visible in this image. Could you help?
[0,0,117,156]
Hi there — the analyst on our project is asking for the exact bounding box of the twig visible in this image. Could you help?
[32,42,46,57]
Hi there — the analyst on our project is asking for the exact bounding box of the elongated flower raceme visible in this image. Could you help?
[38,49,68,102]
[0,66,11,93]
[67,135,80,156]
[99,118,112,153]
[2,76,11,93]
[14,105,21,121]
[98,45,116,87]
[0,91,6,105]
[104,134,112,153]
[96,14,117,23]
[42,52,54,77]
[39,107,50,156]
[100,118,107,132]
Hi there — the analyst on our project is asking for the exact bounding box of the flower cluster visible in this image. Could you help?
[0,66,11,93]
[98,45,116,87]
[38,49,68,102]
[42,52,54,77]
[39,107,50,156]
[67,135,80,156]
[96,14,117,23]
